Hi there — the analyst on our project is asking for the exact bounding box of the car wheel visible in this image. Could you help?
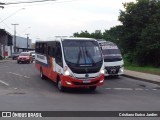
[17,61,19,64]
[89,86,97,91]
[57,78,65,92]
[0,56,2,60]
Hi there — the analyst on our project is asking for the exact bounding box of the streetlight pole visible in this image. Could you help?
[26,34,29,52]
[0,2,5,9]
[12,24,19,52]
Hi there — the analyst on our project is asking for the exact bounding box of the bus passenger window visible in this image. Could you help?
[35,43,39,53]
[48,46,51,55]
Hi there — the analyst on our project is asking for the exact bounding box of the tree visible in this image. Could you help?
[103,26,123,45]
[119,0,160,66]
[73,30,91,38]
[73,30,103,39]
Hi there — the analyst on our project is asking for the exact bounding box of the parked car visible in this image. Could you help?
[17,52,33,64]
[12,52,21,60]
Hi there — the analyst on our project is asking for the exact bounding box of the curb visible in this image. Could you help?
[123,74,160,85]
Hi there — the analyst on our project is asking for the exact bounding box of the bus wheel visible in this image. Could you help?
[57,78,65,92]
[89,86,97,91]
[40,68,45,79]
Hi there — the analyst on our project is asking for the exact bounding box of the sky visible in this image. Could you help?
[0,0,135,43]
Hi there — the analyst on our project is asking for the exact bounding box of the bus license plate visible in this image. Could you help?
[83,80,91,83]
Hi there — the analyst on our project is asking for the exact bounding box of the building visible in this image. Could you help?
[15,36,33,52]
[0,29,35,59]
[0,29,13,59]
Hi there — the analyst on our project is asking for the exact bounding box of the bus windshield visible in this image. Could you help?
[63,40,102,66]
[100,42,122,62]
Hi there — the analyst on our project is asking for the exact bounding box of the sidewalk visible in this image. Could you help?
[0,58,12,63]
[124,69,160,84]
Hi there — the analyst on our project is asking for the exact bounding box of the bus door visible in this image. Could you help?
[47,43,56,80]
[55,42,63,75]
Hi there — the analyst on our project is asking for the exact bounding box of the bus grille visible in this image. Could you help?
[105,66,120,74]
[72,80,99,85]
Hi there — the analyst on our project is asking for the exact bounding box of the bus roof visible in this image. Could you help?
[36,37,97,43]
[97,39,116,46]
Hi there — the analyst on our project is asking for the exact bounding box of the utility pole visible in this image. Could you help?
[26,34,29,52]
[0,2,5,9]
[11,24,19,52]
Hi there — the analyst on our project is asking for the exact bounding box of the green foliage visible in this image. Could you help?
[73,30,103,39]
[73,0,160,67]
[119,0,160,67]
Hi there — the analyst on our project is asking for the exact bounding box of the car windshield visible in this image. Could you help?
[63,40,102,65]
[19,53,30,56]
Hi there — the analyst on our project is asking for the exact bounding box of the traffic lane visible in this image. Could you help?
[0,60,40,89]
[0,78,160,109]
[0,89,160,111]
[104,76,160,90]
[0,60,159,91]
[0,61,160,111]
[0,61,160,93]
[0,60,160,93]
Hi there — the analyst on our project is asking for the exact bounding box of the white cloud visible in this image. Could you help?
[1,0,136,42]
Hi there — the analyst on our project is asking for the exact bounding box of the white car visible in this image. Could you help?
[29,51,35,60]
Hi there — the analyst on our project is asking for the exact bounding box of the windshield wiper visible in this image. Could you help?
[76,47,82,66]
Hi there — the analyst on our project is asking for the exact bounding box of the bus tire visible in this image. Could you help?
[57,77,65,92]
[40,68,45,79]
[89,86,97,91]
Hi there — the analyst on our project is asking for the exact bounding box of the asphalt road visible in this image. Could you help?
[0,60,160,119]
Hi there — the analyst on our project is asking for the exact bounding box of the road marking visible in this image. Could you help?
[152,89,158,91]
[134,88,144,91]
[105,88,112,90]
[0,80,9,86]
[24,76,30,79]
[9,72,23,77]
[113,88,133,91]
[9,72,30,79]
[105,88,159,91]
[144,89,149,90]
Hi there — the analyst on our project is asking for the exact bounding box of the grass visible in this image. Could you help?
[124,61,160,76]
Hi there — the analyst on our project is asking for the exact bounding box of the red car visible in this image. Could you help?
[17,52,33,64]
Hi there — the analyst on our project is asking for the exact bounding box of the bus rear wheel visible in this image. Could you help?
[57,78,65,92]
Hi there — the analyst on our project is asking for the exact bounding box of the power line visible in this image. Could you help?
[0,8,25,23]
[3,0,79,8]
[0,18,13,32]
[3,0,56,5]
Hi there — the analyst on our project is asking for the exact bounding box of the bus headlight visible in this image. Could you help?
[64,70,70,76]
[100,69,105,74]
[99,79,104,83]
[119,67,124,73]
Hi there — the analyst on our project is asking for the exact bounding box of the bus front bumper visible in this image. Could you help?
[61,75,104,88]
